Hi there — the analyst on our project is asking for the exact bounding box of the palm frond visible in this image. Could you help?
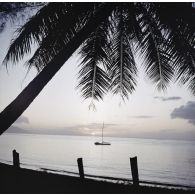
[78,63,110,101]
[0,3,45,33]
[188,75,195,95]
[168,28,195,94]
[109,6,137,101]
[152,3,195,32]
[125,3,145,48]
[26,3,95,72]
[138,4,174,91]
[77,17,111,101]
[3,3,77,65]
[152,3,195,93]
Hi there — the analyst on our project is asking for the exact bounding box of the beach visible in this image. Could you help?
[1,162,195,193]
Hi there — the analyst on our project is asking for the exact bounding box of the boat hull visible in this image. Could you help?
[94,142,111,145]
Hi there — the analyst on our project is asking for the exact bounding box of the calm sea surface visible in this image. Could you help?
[0,133,195,187]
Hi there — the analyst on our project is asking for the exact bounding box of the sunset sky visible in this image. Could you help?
[0,13,195,141]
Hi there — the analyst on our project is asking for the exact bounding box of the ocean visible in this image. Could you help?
[0,133,195,188]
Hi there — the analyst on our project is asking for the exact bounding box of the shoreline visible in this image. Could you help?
[1,159,194,190]
[1,162,195,193]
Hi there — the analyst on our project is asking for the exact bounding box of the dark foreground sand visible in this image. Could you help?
[0,163,194,194]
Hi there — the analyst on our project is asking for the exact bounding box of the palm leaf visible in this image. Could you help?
[125,3,145,49]
[169,28,195,94]
[109,6,137,101]
[77,17,111,101]
[0,3,45,33]
[26,3,95,72]
[138,3,174,91]
[3,3,79,65]
[152,3,195,93]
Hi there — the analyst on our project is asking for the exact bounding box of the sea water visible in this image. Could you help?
[0,133,195,187]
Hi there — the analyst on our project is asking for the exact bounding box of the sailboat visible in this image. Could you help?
[94,122,111,145]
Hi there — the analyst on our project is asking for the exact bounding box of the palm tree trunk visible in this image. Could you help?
[0,3,114,135]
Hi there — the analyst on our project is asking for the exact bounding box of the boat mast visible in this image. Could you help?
[102,122,104,143]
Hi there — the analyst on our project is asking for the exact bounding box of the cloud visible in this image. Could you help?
[14,116,29,124]
[131,115,153,119]
[154,96,181,101]
[170,101,195,125]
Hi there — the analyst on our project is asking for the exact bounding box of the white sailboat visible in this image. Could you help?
[94,122,111,145]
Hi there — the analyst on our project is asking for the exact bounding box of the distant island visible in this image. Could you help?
[5,126,195,141]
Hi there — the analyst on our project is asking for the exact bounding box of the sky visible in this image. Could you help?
[0,9,195,141]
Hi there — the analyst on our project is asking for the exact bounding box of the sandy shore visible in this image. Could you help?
[0,162,194,194]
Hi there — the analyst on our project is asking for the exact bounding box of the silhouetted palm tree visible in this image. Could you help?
[0,2,195,135]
